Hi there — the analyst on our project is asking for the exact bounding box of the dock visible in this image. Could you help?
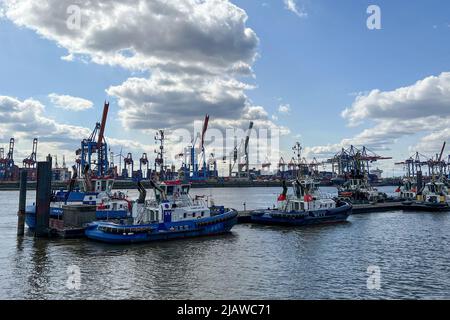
[352,201,404,214]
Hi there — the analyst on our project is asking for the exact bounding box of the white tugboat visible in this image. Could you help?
[338,177,387,203]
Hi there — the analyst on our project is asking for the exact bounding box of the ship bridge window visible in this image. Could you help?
[193,212,196,217]
[183,212,187,219]
[182,185,190,194]
[166,186,174,196]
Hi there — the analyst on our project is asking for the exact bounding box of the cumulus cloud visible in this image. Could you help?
[0,95,148,163]
[2,0,278,134]
[283,0,307,18]
[48,93,93,111]
[278,103,291,114]
[107,71,256,130]
[342,72,450,126]
[2,0,258,75]
[307,72,450,159]
[2,0,288,165]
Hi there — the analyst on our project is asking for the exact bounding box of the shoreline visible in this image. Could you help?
[0,180,397,191]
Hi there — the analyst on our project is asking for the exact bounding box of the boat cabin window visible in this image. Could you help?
[181,185,190,195]
[154,187,165,202]
[166,186,174,196]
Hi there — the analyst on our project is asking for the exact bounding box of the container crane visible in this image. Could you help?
[23,138,38,168]
[327,145,392,180]
[77,102,110,177]
[228,121,253,179]
[139,153,150,179]
[180,115,211,181]
[154,130,165,178]
[123,153,134,179]
[0,138,17,181]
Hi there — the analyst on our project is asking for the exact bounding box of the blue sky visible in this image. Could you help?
[1,0,450,176]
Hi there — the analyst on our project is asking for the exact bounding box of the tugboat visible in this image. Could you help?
[25,166,132,229]
[403,179,450,212]
[250,179,352,226]
[338,177,387,204]
[85,180,238,243]
[395,178,417,201]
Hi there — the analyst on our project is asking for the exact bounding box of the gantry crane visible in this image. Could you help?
[140,153,150,179]
[0,138,16,181]
[23,138,38,168]
[327,145,392,180]
[228,121,254,180]
[76,102,110,177]
[123,152,134,179]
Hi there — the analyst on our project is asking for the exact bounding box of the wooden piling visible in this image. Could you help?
[17,170,28,236]
[35,160,52,237]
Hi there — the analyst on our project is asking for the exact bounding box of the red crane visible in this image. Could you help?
[23,138,38,168]
[97,101,109,149]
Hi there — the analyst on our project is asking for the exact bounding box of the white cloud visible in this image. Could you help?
[2,0,258,75]
[342,72,450,126]
[307,72,450,159]
[2,0,289,164]
[2,0,281,135]
[48,93,93,111]
[278,103,291,114]
[107,71,257,130]
[283,0,307,18]
[0,95,148,163]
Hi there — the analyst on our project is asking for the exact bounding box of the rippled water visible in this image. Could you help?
[1,186,450,299]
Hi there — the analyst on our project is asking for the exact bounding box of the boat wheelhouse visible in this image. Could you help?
[338,177,386,203]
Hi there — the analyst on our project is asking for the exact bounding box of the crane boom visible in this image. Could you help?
[244,121,254,155]
[200,114,209,150]
[97,101,109,148]
[438,142,446,162]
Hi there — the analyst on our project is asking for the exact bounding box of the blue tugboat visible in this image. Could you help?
[251,179,352,226]
[85,180,238,243]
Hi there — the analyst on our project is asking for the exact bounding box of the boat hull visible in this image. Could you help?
[250,204,352,226]
[85,210,238,244]
[402,201,450,212]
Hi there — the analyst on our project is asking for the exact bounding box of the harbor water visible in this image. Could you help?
[1,186,450,299]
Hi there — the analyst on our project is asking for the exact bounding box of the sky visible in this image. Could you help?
[0,0,450,176]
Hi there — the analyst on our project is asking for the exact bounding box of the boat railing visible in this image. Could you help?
[317,191,334,200]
